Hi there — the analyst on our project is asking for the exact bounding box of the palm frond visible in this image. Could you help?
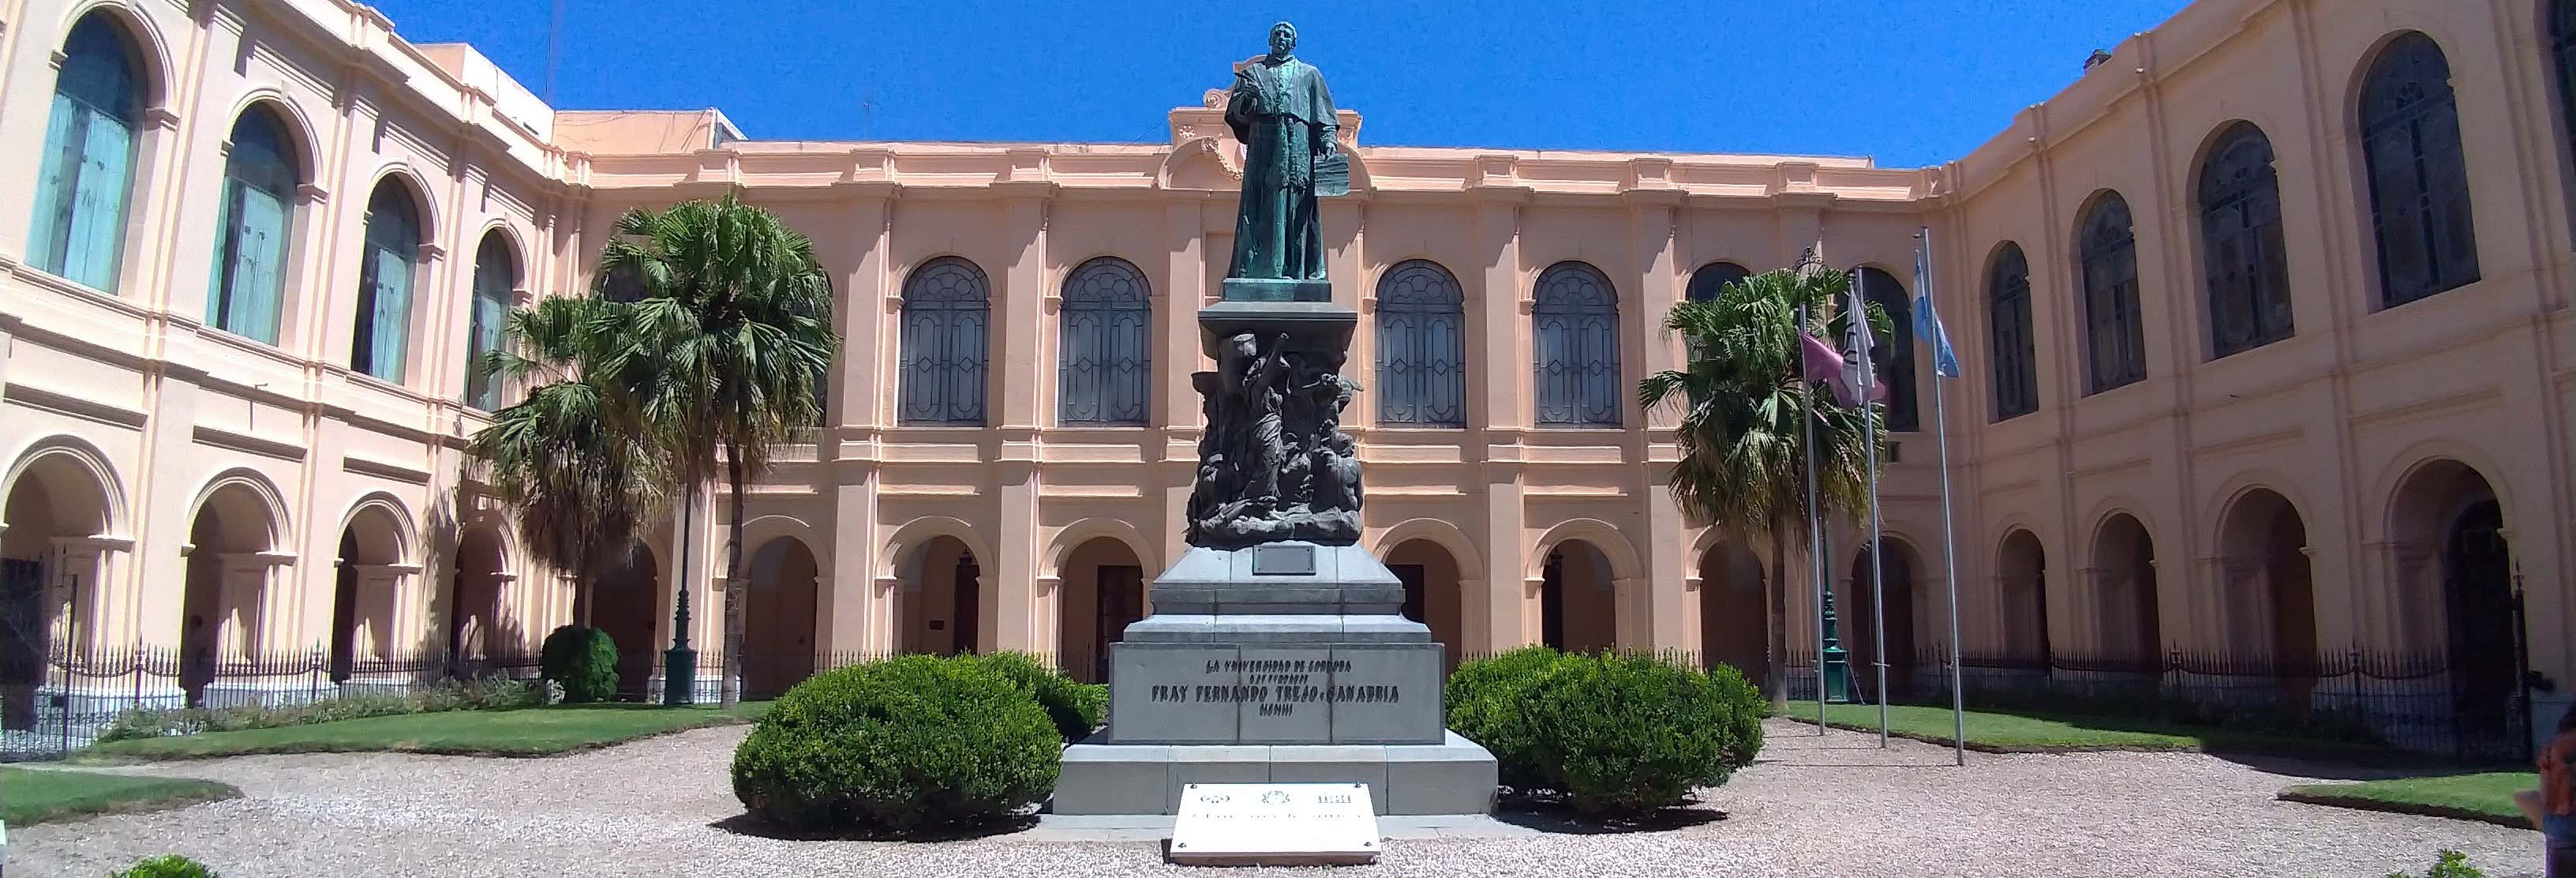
[1649,265,1893,546]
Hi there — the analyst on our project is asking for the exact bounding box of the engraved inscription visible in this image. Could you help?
[1146,655,1400,717]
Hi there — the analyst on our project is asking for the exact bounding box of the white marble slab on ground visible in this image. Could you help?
[1166,782,1379,865]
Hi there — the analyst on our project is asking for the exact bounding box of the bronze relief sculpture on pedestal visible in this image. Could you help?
[1185,21,1365,550]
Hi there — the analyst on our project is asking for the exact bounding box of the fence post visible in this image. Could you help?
[57,647,72,756]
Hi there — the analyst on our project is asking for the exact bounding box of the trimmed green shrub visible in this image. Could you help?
[1705,662,1767,772]
[1444,646,1565,788]
[975,652,1108,742]
[539,625,620,704]
[97,677,542,743]
[731,655,1061,834]
[1446,650,1766,813]
[114,854,219,878]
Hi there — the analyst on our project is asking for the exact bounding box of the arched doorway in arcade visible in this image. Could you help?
[2217,489,2318,702]
[590,542,661,698]
[1,453,116,729]
[1539,540,1617,654]
[1847,539,1919,703]
[744,536,822,698]
[898,535,981,657]
[1382,538,1466,671]
[1697,541,1767,687]
[1056,537,1147,683]
[447,527,509,671]
[1995,529,2051,667]
[178,482,282,707]
[2392,460,2524,760]
[2089,514,2163,670]
[328,506,406,683]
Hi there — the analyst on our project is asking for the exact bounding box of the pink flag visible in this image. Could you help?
[1800,333,1859,407]
[1802,331,1888,407]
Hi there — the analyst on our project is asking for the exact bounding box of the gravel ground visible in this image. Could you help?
[9,719,2543,878]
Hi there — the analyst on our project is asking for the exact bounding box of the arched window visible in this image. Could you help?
[1532,261,1620,427]
[1858,267,1917,432]
[1686,261,1751,302]
[2361,32,2480,307]
[2555,2,2576,204]
[29,12,145,292]
[207,104,300,346]
[1682,262,1752,365]
[1058,257,1151,426]
[2200,122,2293,356]
[1986,243,2039,421]
[898,257,990,426]
[351,179,421,381]
[465,233,516,411]
[1375,260,1466,427]
[597,262,648,302]
[2078,193,2147,392]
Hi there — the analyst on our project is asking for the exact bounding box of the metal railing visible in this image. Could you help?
[1777,644,2531,764]
[0,643,538,761]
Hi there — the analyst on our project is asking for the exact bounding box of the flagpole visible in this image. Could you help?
[1855,268,1889,749]
[1798,298,1827,735]
[1922,227,1968,767]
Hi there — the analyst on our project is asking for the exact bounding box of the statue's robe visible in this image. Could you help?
[1226,55,1336,282]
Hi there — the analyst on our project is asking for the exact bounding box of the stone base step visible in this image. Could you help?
[1051,731,1497,816]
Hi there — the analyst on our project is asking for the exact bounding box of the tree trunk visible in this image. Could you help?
[1766,530,1791,710]
[720,447,748,708]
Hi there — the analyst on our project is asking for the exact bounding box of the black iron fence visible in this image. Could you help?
[0,643,541,761]
[12,640,2530,766]
[1776,645,2533,764]
[635,648,1118,703]
[0,642,1122,760]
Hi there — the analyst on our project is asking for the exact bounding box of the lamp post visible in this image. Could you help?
[1822,583,1854,704]
[662,493,696,706]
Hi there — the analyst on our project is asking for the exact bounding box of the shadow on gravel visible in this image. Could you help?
[1771,763,1954,770]
[2209,752,2496,782]
[1489,795,1727,835]
[708,812,1041,842]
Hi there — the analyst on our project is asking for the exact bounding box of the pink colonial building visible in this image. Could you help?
[1,0,2570,753]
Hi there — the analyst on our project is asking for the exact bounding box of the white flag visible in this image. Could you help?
[1844,278,1881,404]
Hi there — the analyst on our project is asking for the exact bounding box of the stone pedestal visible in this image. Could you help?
[1052,544,1497,816]
[1219,277,1333,303]
[1052,294,1496,817]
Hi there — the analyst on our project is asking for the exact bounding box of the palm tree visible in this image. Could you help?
[466,296,671,632]
[1639,266,1886,706]
[590,193,839,708]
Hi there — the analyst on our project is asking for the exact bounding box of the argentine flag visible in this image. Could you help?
[1913,244,1961,379]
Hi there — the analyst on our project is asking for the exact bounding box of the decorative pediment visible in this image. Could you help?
[1159,137,1243,192]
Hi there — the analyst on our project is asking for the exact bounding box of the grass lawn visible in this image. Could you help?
[2278,772,2540,828]
[2,765,238,825]
[79,701,770,761]
[1779,700,2409,760]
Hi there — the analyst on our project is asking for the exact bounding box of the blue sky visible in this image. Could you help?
[373,0,2192,168]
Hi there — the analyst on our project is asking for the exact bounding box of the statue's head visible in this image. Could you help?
[1268,21,1297,58]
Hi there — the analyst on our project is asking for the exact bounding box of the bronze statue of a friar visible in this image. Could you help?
[1185,22,1365,550]
[1224,21,1345,289]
